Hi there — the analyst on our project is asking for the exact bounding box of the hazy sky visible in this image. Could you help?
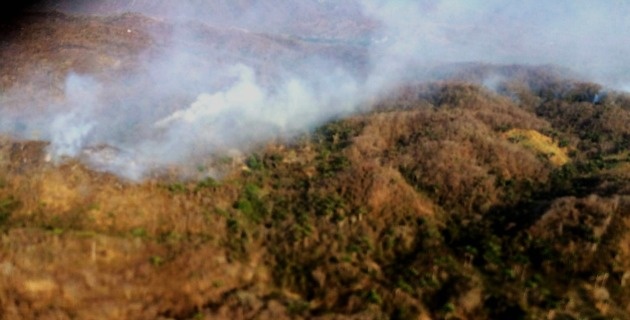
[364,0,630,85]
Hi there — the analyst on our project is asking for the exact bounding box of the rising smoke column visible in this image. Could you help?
[2,0,630,179]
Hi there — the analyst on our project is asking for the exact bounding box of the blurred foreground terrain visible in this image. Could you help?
[1,11,630,320]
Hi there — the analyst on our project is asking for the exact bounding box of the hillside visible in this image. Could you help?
[38,0,372,40]
[2,68,630,320]
[1,10,630,320]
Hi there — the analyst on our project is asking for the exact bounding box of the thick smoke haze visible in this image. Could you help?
[2,1,630,179]
[363,0,630,87]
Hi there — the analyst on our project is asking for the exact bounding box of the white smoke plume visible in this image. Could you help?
[2,0,630,179]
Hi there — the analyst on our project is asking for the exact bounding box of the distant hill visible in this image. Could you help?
[37,0,372,39]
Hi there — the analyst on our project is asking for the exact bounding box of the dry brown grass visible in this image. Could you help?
[0,140,268,319]
[502,128,570,166]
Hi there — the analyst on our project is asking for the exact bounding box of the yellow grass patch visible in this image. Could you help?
[503,129,570,166]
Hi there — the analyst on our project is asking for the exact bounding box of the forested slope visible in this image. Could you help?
[1,71,630,319]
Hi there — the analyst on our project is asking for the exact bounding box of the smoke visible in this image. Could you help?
[363,0,630,86]
[2,0,630,179]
